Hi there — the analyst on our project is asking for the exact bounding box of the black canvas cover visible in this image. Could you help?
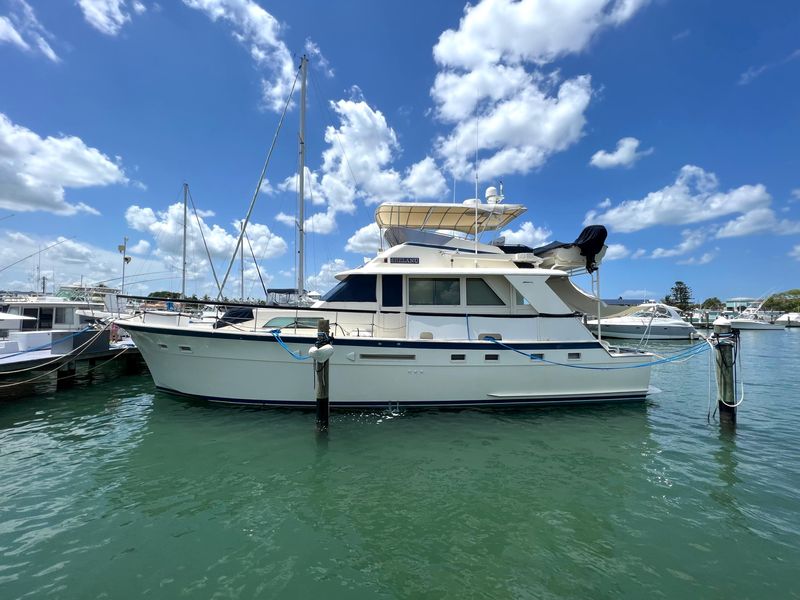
[530,225,608,273]
[213,307,254,329]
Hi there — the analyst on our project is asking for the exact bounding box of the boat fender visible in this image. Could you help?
[308,343,334,363]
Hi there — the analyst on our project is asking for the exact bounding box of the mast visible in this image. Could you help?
[240,222,245,299]
[297,54,308,298]
[181,183,188,298]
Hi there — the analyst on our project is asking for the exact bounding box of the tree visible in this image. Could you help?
[701,296,723,309]
[666,281,693,310]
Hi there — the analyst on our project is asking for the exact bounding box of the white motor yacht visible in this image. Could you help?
[586,303,698,340]
[729,301,784,330]
[118,198,656,408]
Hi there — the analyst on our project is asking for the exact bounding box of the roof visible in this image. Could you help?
[375,202,526,234]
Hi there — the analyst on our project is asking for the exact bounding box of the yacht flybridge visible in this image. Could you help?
[119,196,655,408]
[117,55,655,408]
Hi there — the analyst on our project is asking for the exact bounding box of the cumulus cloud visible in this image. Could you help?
[431,0,649,180]
[790,189,800,202]
[345,223,381,254]
[182,0,307,112]
[589,137,652,169]
[0,230,166,291]
[125,202,287,290]
[306,258,347,293]
[499,221,551,247]
[278,97,448,235]
[715,207,800,238]
[76,0,144,35]
[650,228,705,258]
[0,112,127,215]
[585,165,771,232]
[0,0,59,61]
[128,239,151,254]
[604,243,629,260]
[791,245,800,261]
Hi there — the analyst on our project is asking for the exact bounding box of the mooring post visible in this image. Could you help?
[57,360,77,388]
[712,317,737,425]
[312,319,333,433]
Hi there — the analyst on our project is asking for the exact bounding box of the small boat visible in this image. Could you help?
[775,312,800,327]
[729,301,784,330]
[586,303,698,340]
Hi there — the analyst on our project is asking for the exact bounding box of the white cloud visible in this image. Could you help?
[0,1,59,61]
[345,223,381,254]
[790,189,800,202]
[431,0,649,180]
[790,245,800,261]
[598,198,612,208]
[0,112,127,215]
[589,137,652,169]
[432,0,650,70]
[306,258,347,293]
[650,229,705,259]
[678,251,716,265]
[128,239,151,254]
[304,38,333,78]
[738,49,800,86]
[278,97,448,234]
[76,0,141,36]
[604,243,629,260]
[0,230,167,291]
[631,248,646,259]
[182,0,306,112]
[620,289,654,299]
[125,202,287,287]
[715,207,800,238]
[586,165,771,232]
[499,221,551,247]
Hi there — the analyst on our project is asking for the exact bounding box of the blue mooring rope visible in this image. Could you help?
[268,329,311,361]
[483,336,709,370]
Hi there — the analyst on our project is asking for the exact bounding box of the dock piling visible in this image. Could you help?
[712,318,738,425]
[311,319,333,433]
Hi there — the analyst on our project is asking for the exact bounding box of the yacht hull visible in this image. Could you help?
[729,320,784,330]
[124,323,653,407]
[586,323,697,340]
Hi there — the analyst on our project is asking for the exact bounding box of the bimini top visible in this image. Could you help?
[375,201,526,235]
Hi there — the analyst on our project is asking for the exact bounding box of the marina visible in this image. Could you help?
[0,330,798,597]
[1,1,799,598]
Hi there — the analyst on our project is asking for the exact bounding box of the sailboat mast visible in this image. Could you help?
[297,55,308,297]
[181,183,188,298]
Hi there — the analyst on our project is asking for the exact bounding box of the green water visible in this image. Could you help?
[1,331,799,599]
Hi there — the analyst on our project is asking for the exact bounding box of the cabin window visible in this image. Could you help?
[22,307,38,330]
[408,278,460,305]
[382,274,403,307]
[467,278,504,305]
[55,307,72,324]
[514,289,529,305]
[321,275,377,303]
[568,352,581,360]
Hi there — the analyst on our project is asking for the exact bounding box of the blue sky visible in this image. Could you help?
[0,0,798,302]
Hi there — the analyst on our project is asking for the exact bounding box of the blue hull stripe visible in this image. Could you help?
[123,322,603,351]
[156,386,648,408]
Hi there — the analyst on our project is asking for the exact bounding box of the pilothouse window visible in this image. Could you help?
[467,278,504,305]
[408,278,460,305]
[321,275,377,303]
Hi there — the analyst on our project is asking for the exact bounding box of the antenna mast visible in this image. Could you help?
[297,54,308,298]
[181,183,188,298]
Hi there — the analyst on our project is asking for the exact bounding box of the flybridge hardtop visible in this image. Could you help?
[375,199,526,234]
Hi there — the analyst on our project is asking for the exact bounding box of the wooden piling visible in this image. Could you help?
[712,319,737,425]
[315,319,330,433]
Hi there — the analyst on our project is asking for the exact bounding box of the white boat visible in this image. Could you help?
[729,301,784,330]
[775,312,800,327]
[586,303,698,340]
[116,56,655,409]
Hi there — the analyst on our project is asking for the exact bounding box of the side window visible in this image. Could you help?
[382,275,403,307]
[321,275,377,302]
[409,278,460,305]
[466,278,504,305]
